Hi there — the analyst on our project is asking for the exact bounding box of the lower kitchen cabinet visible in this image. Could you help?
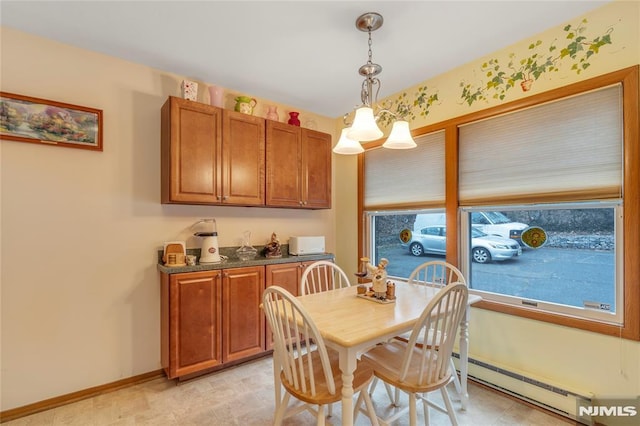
[264,261,317,349]
[222,265,265,362]
[161,266,266,380]
[161,270,222,379]
[161,260,330,380]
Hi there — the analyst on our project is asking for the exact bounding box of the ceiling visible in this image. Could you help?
[0,1,611,118]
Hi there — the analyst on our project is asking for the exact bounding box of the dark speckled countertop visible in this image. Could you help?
[157,244,334,274]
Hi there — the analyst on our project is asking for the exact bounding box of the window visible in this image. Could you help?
[359,66,638,339]
[461,203,622,324]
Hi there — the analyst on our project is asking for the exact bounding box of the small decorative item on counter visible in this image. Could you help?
[265,105,279,121]
[185,254,197,266]
[236,230,258,261]
[181,80,198,101]
[357,284,367,295]
[287,111,301,126]
[234,96,257,115]
[262,232,282,258]
[163,241,186,267]
[208,85,224,107]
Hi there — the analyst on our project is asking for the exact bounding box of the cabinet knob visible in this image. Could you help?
[223,196,228,201]
[299,201,303,205]
[303,201,307,205]
[216,195,221,200]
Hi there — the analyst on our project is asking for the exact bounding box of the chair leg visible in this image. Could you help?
[440,386,459,426]
[316,404,326,426]
[361,388,380,426]
[327,403,333,417]
[274,392,290,426]
[422,392,430,426]
[409,392,417,426]
[394,386,401,407]
[450,358,462,397]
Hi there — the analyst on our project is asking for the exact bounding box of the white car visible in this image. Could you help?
[404,225,522,263]
[471,211,528,246]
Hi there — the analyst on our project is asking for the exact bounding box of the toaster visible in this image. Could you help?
[289,236,325,255]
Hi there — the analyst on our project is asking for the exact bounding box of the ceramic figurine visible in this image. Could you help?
[263,232,282,258]
[367,258,389,300]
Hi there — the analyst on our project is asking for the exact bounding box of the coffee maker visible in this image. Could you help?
[192,219,221,263]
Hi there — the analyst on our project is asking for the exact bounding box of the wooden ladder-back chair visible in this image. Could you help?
[362,282,469,426]
[262,286,378,426]
[300,260,352,295]
[374,261,468,406]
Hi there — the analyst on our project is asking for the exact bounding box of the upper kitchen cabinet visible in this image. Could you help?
[265,121,331,209]
[161,97,265,206]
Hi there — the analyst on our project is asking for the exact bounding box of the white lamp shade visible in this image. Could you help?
[382,120,417,149]
[347,107,383,141]
[333,128,364,155]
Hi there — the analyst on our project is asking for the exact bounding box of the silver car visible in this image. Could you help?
[405,225,522,263]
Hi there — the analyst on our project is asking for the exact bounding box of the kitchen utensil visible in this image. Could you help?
[192,219,221,263]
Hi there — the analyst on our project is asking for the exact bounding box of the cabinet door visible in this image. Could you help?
[265,263,301,350]
[222,110,265,206]
[161,97,222,204]
[266,121,302,207]
[302,129,332,209]
[168,270,222,379]
[222,266,266,362]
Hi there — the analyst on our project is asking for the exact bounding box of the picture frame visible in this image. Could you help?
[0,92,103,151]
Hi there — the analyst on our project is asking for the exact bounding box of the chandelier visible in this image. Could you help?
[333,12,417,155]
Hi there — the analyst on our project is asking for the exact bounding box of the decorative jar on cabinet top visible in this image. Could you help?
[234,96,257,115]
[287,111,300,126]
[266,105,279,121]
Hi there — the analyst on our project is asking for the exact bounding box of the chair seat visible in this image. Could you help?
[363,340,452,394]
[282,348,373,406]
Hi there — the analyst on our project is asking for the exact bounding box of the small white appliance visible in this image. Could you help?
[192,219,221,263]
[289,236,325,255]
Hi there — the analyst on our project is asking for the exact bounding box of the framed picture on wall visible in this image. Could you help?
[0,92,103,151]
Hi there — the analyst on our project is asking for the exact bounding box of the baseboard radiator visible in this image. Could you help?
[452,353,593,424]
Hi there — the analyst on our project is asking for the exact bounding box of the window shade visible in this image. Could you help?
[458,85,623,202]
[364,131,445,208]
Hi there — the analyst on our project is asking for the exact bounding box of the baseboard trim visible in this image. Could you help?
[0,369,165,423]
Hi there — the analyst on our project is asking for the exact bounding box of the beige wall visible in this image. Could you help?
[1,0,638,413]
[0,27,337,410]
[334,0,640,411]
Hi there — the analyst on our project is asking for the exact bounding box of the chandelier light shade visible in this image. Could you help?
[382,121,417,149]
[347,107,383,141]
[335,12,417,155]
[333,128,364,154]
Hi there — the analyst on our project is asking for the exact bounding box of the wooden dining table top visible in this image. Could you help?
[295,281,480,348]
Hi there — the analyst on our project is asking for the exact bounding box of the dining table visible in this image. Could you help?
[294,280,482,426]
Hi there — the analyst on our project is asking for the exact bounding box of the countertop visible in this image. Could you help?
[157,245,334,274]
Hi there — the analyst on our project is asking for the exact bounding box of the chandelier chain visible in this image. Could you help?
[367,30,373,65]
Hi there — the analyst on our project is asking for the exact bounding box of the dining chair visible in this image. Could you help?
[262,285,379,426]
[300,260,352,295]
[370,260,468,406]
[407,260,466,287]
[361,282,469,426]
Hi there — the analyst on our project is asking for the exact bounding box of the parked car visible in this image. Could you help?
[403,225,522,263]
[471,211,528,246]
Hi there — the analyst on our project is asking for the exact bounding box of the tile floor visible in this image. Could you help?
[5,355,573,425]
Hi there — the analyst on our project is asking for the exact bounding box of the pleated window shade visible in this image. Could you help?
[459,84,623,203]
[364,131,445,208]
